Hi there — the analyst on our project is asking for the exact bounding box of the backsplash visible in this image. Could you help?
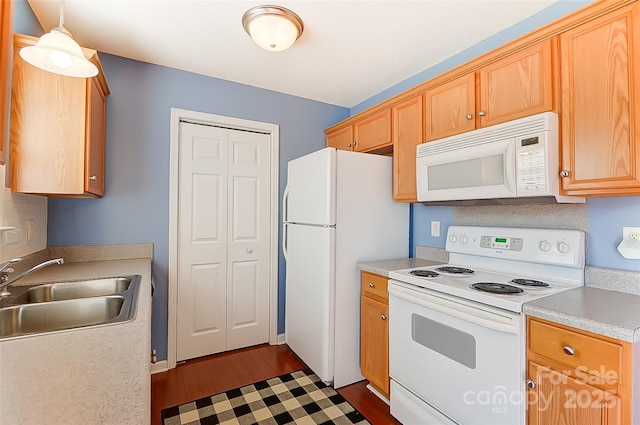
[0,164,48,262]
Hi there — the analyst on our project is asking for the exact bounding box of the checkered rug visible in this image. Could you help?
[162,368,370,425]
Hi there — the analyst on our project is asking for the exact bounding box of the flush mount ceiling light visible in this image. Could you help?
[242,5,304,52]
[20,0,98,78]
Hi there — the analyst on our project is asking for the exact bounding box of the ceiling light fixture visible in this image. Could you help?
[242,5,303,52]
[20,0,98,78]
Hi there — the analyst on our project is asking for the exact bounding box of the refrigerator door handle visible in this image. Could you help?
[283,184,290,223]
[282,223,289,261]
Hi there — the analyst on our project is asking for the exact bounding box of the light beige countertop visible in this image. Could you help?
[357,258,443,277]
[0,254,152,425]
[524,286,640,343]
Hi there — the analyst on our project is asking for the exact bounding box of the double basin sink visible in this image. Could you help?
[0,275,141,339]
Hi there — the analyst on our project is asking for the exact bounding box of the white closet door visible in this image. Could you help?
[176,122,270,361]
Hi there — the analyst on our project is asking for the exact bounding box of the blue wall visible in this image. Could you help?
[45,56,348,360]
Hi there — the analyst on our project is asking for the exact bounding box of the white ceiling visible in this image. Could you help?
[26,0,560,108]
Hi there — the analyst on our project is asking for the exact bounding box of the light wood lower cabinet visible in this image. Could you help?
[360,271,389,399]
[527,317,632,425]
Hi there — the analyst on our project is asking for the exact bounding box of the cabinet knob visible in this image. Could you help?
[246,248,253,253]
[466,114,473,120]
[368,282,374,288]
[89,175,97,181]
[477,110,486,117]
[563,345,575,356]
[560,170,570,178]
[526,379,536,389]
[380,314,387,321]
[347,143,352,147]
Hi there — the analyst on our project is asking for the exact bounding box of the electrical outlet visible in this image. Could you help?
[623,227,640,241]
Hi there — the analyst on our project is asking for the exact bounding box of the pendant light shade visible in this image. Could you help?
[19,1,98,78]
[242,5,303,52]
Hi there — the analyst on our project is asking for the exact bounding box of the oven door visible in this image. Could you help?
[416,136,516,202]
[388,280,525,425]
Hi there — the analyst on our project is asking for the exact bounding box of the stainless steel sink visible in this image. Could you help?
[0,275,140,339]
[8,277,132,304]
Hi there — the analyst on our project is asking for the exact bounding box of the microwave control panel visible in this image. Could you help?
[516,132,548,194]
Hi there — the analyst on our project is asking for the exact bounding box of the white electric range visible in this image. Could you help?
[387,225,585,425]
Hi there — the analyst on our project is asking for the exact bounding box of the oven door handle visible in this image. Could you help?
[389,281,520,335]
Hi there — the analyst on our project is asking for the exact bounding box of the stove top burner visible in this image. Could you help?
[410,270,440,278]
[510,278,550,287]
[470,282,525,295]
[436,266,474,275]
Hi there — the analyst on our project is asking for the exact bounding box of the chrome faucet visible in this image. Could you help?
[0,258,65,297]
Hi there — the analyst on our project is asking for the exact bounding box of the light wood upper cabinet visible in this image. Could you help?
[360,271,390,399]
[326,125,354,151]
[325,109,392,153]
[0,0,13,165]
[425,73,476,141]
[353,109,391,152]
[559,2,640,196]
[425,40,554,142]
[527,317,631,425]
[9,34,109,197]
[393,94,423,202]
[479,40,554,127]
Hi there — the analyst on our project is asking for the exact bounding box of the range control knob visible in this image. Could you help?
[449,234,458,244]
[539,240,552,252]
[459,235,469,244]
[558,241,571,254]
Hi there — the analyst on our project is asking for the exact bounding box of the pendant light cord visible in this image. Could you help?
[59,0,64,28]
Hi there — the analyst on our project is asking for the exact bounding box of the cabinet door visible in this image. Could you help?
[0,0,13,165]
[479,39,554,128]
[360,295,389,398]
[559,3,640,196]
[85,77,106,196]
[326,126,353,151]
[10,39,86,194]
[425,73,475,141]
[354,109,391,152]
[527,361,620,425]
[393,94,423,202]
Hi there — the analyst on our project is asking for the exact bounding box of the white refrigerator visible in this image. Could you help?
[282,147,409,388]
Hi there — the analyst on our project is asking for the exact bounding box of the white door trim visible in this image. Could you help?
[168,108,279,370]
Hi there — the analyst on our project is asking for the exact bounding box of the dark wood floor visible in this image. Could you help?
[151,344,400,425]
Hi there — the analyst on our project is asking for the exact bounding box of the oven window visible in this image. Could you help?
[427,154,504,190]
[411,313,476,369]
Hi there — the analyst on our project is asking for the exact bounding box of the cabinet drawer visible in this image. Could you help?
[529,319,623,384]
[361,272,388,301]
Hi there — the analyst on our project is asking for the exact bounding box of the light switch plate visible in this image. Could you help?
[431,221,441,237]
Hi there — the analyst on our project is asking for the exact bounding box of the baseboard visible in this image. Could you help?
[277,333,286,345]
[151,360,168,374]
[366,383,390,405]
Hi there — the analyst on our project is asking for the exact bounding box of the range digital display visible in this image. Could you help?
[495,237,507,243]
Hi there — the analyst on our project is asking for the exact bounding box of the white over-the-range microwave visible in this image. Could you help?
[416,112,585,205]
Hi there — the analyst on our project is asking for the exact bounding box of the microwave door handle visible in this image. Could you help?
[504,141,516,193]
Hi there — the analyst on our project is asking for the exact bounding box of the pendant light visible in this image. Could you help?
[242,5,303,52]
[20,0,98,78]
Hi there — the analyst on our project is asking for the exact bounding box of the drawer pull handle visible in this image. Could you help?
[526,379,536,389]
[380,314,387,321]
[563,345,575,356]
[368,283,374,288]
